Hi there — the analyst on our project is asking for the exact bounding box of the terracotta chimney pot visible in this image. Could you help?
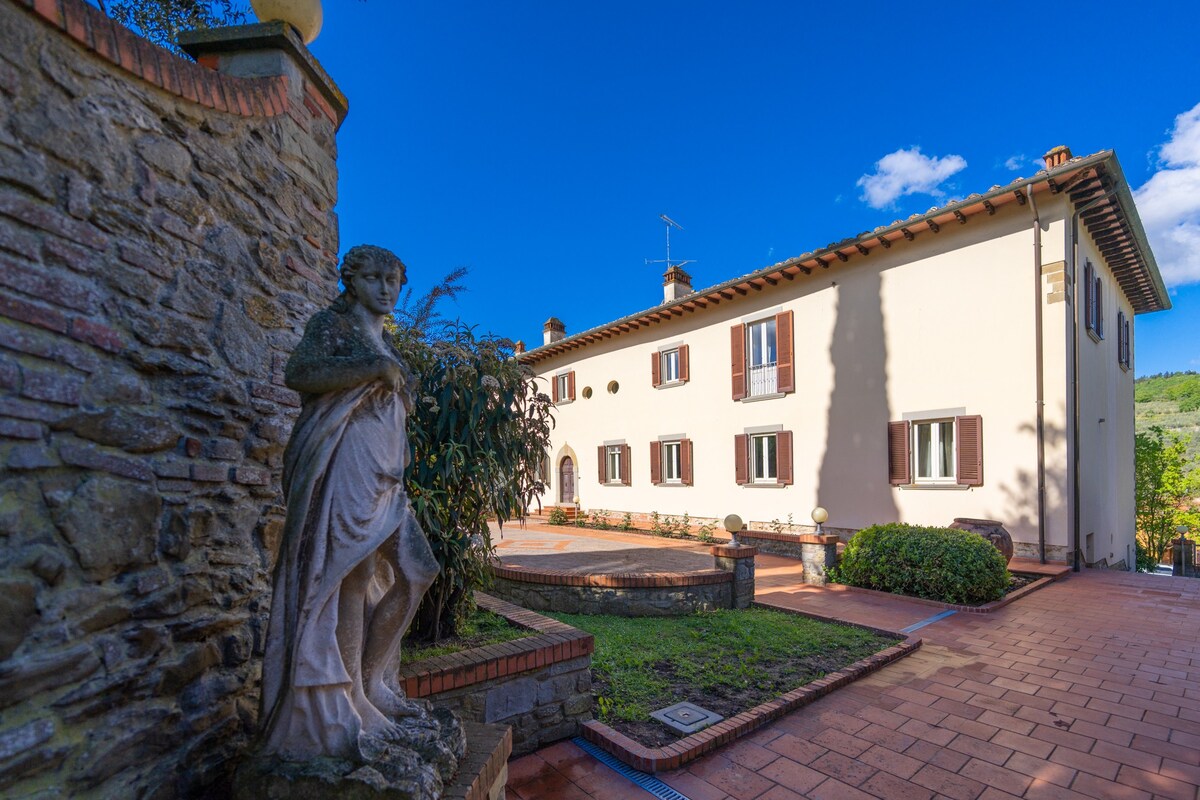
[1043,145,1073,170]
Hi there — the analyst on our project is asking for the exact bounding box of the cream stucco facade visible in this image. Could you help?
[521,149,1168,569]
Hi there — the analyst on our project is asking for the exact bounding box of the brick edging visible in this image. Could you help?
[580,611,920,773]
[395,593,593,698]
[738,529,840,545]
[490,564,730,588]
[834,573,1061,614]
[15,0,288,119]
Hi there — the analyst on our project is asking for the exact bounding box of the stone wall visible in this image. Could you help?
[490,569,734,616]
[0,1,346,796]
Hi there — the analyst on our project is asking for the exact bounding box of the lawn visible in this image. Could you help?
[399,608,536,664]
[546,608,896,747]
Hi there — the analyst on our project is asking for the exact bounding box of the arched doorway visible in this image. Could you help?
[558,456,575,504]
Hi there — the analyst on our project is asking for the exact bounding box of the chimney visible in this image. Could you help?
[514,340,525,354]
[1042,145,1073,170]
[543,317,565,345]
[663,266,693,303]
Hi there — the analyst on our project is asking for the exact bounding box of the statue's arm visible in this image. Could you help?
[284,311,394,395]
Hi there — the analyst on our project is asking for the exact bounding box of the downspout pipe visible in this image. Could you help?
[1027,185,1047,564]
[1069,186,1118,572]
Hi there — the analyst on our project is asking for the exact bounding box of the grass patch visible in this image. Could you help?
[546,608,895,747]
[399,609,535,665]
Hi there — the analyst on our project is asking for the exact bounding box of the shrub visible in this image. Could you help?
[829,523,1010,604]
[547,507,568,525]
[620,512,633,531]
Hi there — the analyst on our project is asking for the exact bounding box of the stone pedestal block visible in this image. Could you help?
[711,544,757,609]
[798,535,839,586]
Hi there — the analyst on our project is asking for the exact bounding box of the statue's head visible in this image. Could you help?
[333,245,407,314]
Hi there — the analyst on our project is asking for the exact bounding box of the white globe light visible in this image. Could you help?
[812,507,829,525]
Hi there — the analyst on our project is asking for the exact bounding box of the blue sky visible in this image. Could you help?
[307,1,1200,376]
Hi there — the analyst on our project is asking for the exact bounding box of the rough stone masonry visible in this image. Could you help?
[0,0,347,795]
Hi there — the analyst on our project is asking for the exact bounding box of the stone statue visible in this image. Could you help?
[240,245,462,798]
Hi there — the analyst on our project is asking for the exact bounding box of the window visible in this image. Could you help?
[650,439,693,485]
[596,443,631,485]
[1117,311,1131,370]
[730,311,794,400]
[552,370,575,403]
[1084,260,1103,340]
[888,415,983,487]
[651,345,690,387]
[734,431,793,486]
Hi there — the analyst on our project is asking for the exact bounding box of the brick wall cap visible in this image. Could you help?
[710,544,758,558]
[179,21,347,126]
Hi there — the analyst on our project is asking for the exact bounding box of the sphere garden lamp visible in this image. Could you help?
[812,507,829,536]
[723,513,744,547]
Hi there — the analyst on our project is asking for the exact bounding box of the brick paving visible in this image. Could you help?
[502,526,1200,800]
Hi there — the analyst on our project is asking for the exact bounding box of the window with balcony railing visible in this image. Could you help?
[747,319,777,396]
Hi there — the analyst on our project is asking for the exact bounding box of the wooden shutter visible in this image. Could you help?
[679,345,690,382]
[552,375,560,403]
[734,434,749,485]
[597,445,607,484]
[1095,278,1103,338]
[730,324,746,400]
[776,430,793,485]
[567,370,576,401]
[620,444,631,485]
[650,352,661,387]
[956,415,983,486]
[776,311,795,394]
[681,439,693,485]
[1083,261,1094,330]
[649,441,662,485]
[887,421,910,486]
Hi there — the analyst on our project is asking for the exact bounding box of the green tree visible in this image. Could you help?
[1135,426,1200,570]
[95,0,247,53]
[390,272,553,642]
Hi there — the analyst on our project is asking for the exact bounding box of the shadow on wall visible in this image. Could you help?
[992,420,1066,560]
[815,269,899,531]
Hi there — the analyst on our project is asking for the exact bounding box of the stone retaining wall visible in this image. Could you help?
[398,594,595,757]
[0,2,345,796]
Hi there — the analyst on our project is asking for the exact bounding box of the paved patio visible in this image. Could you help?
[498,524,1200,800]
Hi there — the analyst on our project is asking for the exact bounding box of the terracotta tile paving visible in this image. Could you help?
[502,528,1200,799]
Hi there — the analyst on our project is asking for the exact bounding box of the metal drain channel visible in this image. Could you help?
[899,609,957,634]
[571,737,690,800]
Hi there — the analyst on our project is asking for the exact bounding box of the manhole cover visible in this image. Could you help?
[649,701,723,734]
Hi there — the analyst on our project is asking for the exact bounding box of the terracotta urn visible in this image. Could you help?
[949,518,1014,564]
[250,0,323,44]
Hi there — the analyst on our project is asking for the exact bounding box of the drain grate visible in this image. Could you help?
[649,701,723,734]
[571,737,691,800]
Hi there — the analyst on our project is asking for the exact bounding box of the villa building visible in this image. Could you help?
[519,147,1169,569]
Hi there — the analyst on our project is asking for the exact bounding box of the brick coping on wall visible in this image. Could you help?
[490,563,730,588]
[737,529,840,545]
[13,0,347,127]
[396,593,594,699]
[835,570,1067,615]
[580,601,921,773]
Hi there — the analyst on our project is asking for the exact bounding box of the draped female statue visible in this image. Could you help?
[259,245,442,761]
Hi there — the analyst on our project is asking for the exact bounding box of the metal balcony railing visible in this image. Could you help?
[748,362,777,396]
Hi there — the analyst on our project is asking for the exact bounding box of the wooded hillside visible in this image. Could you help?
[1136,372,1200,464]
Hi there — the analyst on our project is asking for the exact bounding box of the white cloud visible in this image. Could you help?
[1133,101,1200,287]
[857,147,967,209]
[1004,154,1026,171]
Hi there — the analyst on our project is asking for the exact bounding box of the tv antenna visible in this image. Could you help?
[645,214,695,271]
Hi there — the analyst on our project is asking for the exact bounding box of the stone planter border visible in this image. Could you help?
[580,602,920,773]
[835,570,1066,614]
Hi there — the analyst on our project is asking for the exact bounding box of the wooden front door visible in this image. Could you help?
[558,456,574,504]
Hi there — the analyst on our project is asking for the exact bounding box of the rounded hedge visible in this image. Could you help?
[829,523,1010,604]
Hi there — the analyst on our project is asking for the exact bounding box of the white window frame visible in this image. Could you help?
[555,373,571,403]
[750,433,777,483]
[661,348,681,384]
[661,440,682,483]
[912,418,956,484]
[746,319,777,396]
[606,445,622,484]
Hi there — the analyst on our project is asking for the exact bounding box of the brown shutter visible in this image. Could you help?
[730,324,746,400]
[734,434,749,485]
[621,444,631,485]
[651,351,661,387]
[567,370,576,401]
[681,439,693,485]
[552,375,559,403]
[597,445,607,484]
[649,441,662,485]
[679,344,690,382]
[888,421,910,486]
[776,310,795,393]
[1096,279,1103,337]
[1083,261,1093,330]
[776,430,793,485]
[956,415,983,486]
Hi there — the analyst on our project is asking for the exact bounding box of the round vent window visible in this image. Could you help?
[607,381,619,394]
[582,387,593,399]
